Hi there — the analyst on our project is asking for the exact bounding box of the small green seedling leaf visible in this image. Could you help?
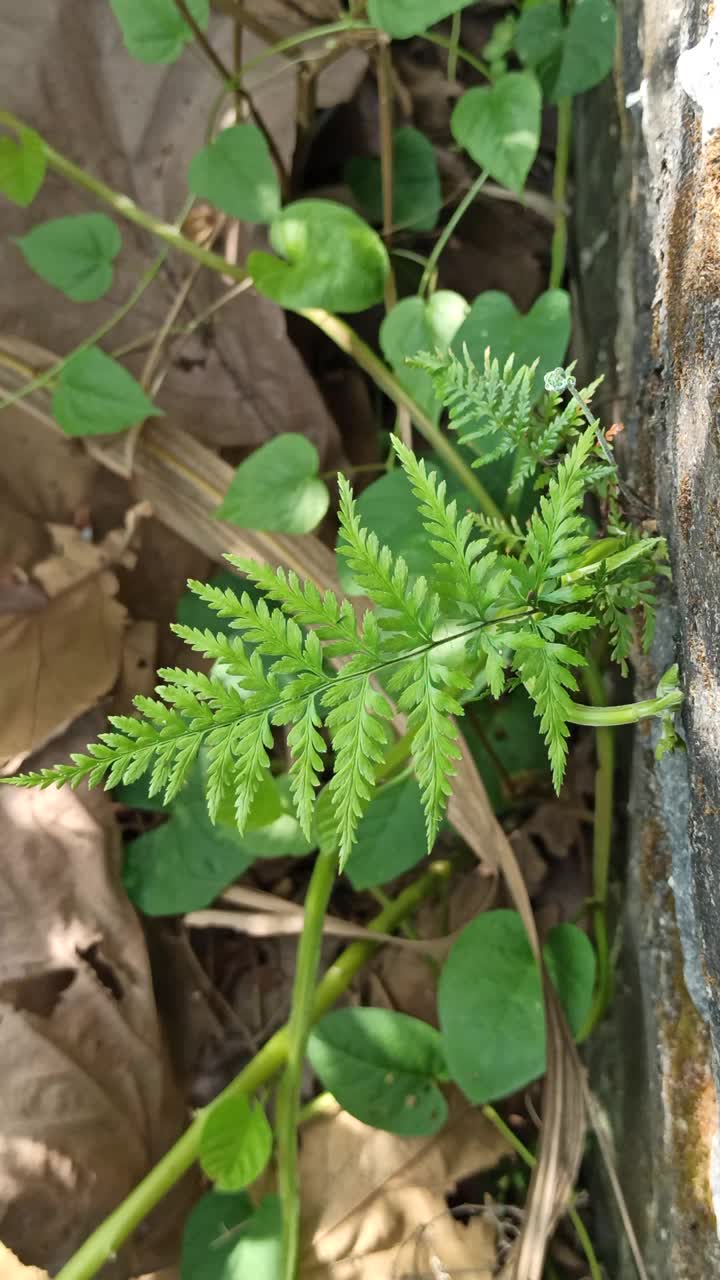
[438,910,595,1102]
[52,346,161,437]
[380,290,469,422]
[181,1190,282,1280]
[516,0,616,102]
[123,768,255,914]
[307,1008,448,1136]
[454,289,571,391]
[368,0,473,39]
[343,774,427,889]
[110,0,210,63]
[15,214,121,302]
[188,123,281,224]
[249,200,389,313]
[215,434,330,535]
[451,71,541,193]
[346,126,442,232]
[200,1094,273,1191]
[0,124,45,206]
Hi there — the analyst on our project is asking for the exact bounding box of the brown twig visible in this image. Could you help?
[376,36,397,309]
[173,0,289,195]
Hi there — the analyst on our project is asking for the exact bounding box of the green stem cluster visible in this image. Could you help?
[54,865,448,1280]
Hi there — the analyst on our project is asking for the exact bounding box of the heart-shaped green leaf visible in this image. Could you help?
[52,346,161,436]
[188,123,281,224]
[0,125,45,206]
[451,72,541,192]
[516,0,616,102]
[368,0,473,38]
[438,910,595,1102]
[249,200,389,313]
[346,126,442,232]
[15,214,121,301]
[454,288,571,389]
[340,775,427,889]
[215,433,330,534]
[200,1094,273,1190]
[308,1008,448,1136]
[380,290,469,422]
[181,1191,282,1280]
[110,0,209,63]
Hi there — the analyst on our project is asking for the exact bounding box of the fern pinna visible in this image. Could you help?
[7,359,667,865]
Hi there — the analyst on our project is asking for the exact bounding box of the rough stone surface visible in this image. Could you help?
[577,2,720,1274]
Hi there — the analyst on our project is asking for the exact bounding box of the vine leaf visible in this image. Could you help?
[249,199,389,313]
[515,0,616,102]
[0,124,45,206]
[215,434,330,535]
[199,1094,273,1190]
[368,0,473,39]
[347,125,442,232]
[451,72,542,193]
[52,346,162,437]
[188,123,281,224]
[109,0,210,64]
[15,214,121,302]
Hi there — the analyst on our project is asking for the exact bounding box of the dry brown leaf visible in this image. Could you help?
[0,570,126,766]
[0,717,196,1274]
[112,619,159,715]
[296,1094,507,1280]
[0,1243,49,1279]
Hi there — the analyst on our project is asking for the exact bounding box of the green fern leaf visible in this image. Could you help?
[226,558,363,658]
[323,670,393,865]
[508,632,586,792]
[285,695,327,839]
[336,473,436,644]
[525,426,595,596]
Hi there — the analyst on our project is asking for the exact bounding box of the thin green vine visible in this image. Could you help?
[275,846,336,1280]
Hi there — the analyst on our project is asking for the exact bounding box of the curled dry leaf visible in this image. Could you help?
[296,1092,506,1280]
[0,717,197,1274]
[0,505,150,767]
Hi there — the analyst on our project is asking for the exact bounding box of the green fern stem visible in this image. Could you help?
[275,846,337,1280]
[53,866,448,1280]
[566,687,682,727]
[578,657,614,1037]
[0,111,501,523]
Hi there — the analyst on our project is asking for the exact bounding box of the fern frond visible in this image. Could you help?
[336,474,436,644]
[412,347,536,469]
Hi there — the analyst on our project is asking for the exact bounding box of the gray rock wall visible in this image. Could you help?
[578,2,720,1274]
